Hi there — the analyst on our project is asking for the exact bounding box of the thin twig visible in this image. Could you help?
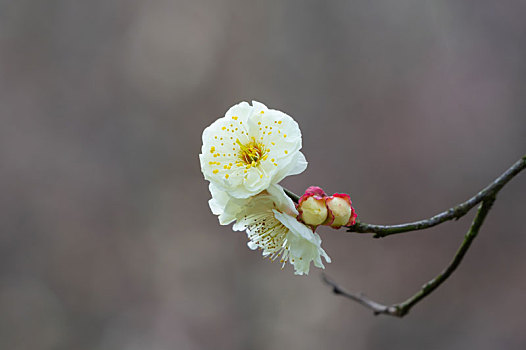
[283,187,300,203]
[322,274,399,315]
[284,155,525,238]
[346,156,525,238]
[322,197,496,317]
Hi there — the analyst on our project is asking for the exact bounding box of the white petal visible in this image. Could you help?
[208,183,250,225]
[273,210,331,274]
[285,151,308,177]
[208,183,228,216]
[267,151,308,186]
[266,184,298,216]
[274,210,318,245]
[251,100,268,112]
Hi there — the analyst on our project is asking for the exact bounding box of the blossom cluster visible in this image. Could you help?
[200,101,355,275]
[298,186,357,229]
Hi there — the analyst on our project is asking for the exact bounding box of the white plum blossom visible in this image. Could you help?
[200,101,307,199]
[209,183,331,275]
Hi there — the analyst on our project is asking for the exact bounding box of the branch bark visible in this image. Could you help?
[284,156,525,237]
[346,156,525,238]
[284,155,525,317]
[323,197,495,317]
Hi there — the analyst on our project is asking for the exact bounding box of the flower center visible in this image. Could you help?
[236,137,267,167]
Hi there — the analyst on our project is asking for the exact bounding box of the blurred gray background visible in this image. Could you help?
[1,0,525,349]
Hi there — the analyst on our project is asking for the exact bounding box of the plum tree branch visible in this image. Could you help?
[284,155,525,317]
[285,156,525,237]
[346,155,526,238]
[322,196,495,317]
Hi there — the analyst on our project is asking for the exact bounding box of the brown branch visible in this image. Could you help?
[284,156,525,237]
[346,155,525,238]
[322,197,496,317]
[282,156,525,317]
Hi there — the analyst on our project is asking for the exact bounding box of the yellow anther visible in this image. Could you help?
[213,169,219,174]
[232,116,238,120]
[210,146,215,153]
[222,126,226,130]
[225,174,229,179]
[283,134,287,138]
[278,121,282,124]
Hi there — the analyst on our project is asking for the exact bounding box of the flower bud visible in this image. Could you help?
[298,186,328,227]
[325,193,357,228]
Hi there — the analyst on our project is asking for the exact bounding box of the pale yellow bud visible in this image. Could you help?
[299,196,328,226]
[326,196,352,227]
